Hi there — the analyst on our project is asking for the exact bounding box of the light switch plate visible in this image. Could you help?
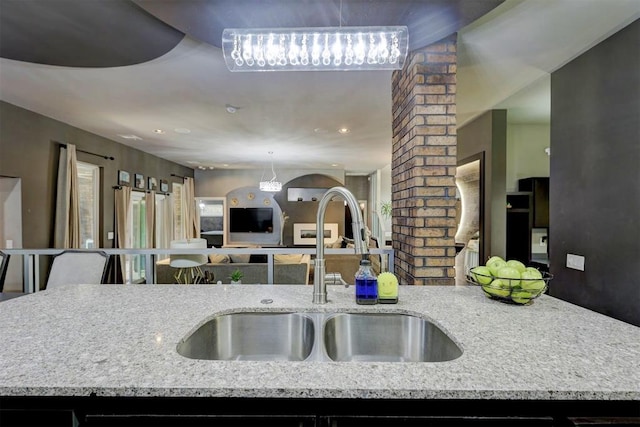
[566,253,585,271]
[107,231,114,240]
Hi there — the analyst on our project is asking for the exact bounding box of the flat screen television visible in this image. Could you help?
[229,207,274,233]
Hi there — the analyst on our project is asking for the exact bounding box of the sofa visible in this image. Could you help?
[323,254,382,285]
[317,237,382,285]
[155,253,311,285]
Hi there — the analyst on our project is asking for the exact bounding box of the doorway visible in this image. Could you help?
[454,153,485,280]
[0,177,23,292]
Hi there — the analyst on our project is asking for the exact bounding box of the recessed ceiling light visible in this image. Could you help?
[174,128,191,134]
[222,164,229,167]
[331,163,339,167]
[314,127,328,134]
[153,129,165,134]
[225,104,241,114]
[117,134,142,140]
[338,127,350,134]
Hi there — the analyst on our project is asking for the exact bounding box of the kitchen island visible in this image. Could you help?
[0,284,638,425]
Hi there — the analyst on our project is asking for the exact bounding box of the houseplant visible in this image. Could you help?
[229,269,243,285]
[380,201,392,220]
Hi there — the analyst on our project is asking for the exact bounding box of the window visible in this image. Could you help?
[77,162,100,248]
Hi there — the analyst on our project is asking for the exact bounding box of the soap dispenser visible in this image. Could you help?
[355,258,378,305]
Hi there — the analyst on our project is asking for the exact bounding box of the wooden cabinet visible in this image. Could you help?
[506,192,533,264]
[518,177,549,228]
[4,397,633,426]
[506,178,550,265]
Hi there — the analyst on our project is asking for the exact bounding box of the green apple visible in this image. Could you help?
[524,267,543,278]
[521,279,546,293]
[487,259,508,277]
[521,270,543,282]
[471,266,493,285]
[511,290,533,304]
[486,256,504,266]
[482,279,511,298]
[497,266,521,287]
[506,260,526,274]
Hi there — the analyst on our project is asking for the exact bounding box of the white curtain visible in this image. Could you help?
[54,144,80,248]
[144,191,155,248]
[114,186,132,281]
[183,177,200,239]
[156,194,173,256]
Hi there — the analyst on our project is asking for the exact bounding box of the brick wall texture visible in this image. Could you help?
[391,34,458,286]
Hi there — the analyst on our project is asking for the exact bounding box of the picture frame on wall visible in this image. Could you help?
[160,179,169,193]
[118,170,130,186]
[147,177,158,191]
[134,173,145,189]
[293,223,339,246]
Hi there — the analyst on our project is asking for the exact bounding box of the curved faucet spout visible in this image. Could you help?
[313,186,369,304]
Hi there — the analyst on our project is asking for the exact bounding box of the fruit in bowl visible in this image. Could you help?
[470,266,493,285]
[506,259,526,274]
[486,257,507,277]
[468,257,551,305]
[482,279,511,298]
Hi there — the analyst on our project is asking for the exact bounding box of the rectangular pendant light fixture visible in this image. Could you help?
[222,26,409,72]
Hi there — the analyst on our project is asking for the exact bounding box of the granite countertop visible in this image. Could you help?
[0,284,638,401]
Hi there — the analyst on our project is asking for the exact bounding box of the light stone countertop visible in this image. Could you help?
[0,284,638,401]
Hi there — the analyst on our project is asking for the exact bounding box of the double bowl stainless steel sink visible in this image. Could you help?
[177,311,462,363]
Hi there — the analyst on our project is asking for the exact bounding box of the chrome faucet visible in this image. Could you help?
[313,186,369,304]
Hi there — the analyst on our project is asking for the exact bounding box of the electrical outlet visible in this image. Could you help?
[566,254,585,271]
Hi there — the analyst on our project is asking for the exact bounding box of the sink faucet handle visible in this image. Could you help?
[325,272,349,288]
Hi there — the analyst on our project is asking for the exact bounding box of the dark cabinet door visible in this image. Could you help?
[518,178,549,228]
[506,192,533,264]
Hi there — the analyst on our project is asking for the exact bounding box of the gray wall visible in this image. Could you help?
[194,168,344,197]
[273,174,346,247]
[196,170,369,247]
[550,20,639,326]
[0,101,193,250]
[457,109,508,262]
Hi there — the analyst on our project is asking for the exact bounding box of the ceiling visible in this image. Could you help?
[1,0,638,174]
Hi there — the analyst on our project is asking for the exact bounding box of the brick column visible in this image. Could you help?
[391,35,458,286]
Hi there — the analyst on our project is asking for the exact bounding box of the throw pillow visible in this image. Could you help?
[209,254,230,264]
[229,254,251,263]
[274,254,303,264]
[325,235,343,249]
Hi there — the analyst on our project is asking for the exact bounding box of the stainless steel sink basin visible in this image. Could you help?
[177,311,461,363]
[177,312,314,361]
[323,313,462,362]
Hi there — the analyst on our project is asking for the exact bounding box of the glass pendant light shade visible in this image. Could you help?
[259,180,283,192]
[222,26,408,72]
[259,151,282,192]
